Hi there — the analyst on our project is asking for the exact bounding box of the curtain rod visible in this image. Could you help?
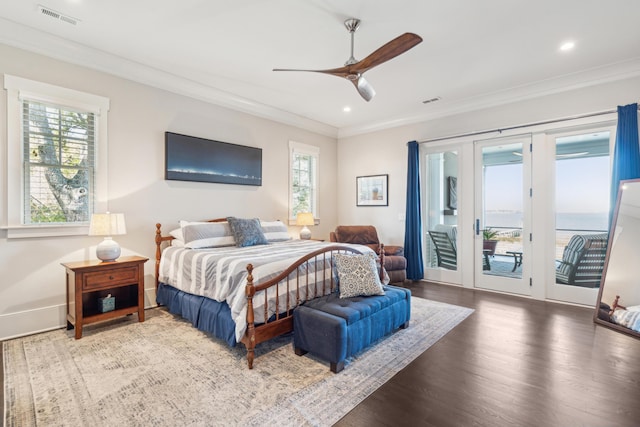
[417,103,640,144]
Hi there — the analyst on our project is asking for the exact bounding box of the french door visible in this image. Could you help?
[545,128,614,305]
[474,135,532,296]
[422,121,614,305]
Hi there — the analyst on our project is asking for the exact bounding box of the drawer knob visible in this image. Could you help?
[109,275,114,280]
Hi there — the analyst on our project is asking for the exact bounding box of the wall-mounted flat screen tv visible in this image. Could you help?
[165,132,262,186]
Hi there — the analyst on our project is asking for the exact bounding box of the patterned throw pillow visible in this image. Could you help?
[227,217,269,247]
[334,252,385,298]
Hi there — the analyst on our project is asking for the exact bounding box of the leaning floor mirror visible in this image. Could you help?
[594,178,640,338]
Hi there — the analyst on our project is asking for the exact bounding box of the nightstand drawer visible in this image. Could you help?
[83,266,138,290]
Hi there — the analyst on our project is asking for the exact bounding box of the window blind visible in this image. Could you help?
[22,99,95,224]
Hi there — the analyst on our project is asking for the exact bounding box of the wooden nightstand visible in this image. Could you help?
[62,255,148,339]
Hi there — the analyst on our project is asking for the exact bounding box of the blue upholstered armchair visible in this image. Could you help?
[555,233,608,288]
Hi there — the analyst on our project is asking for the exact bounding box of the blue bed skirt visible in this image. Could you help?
[156,282,237,347]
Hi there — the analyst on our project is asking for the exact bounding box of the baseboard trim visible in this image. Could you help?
[1,287,159,341]
[0,304,66,341]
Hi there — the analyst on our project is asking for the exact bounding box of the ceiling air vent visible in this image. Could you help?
[38,5,80,25]
[422,96,442,104]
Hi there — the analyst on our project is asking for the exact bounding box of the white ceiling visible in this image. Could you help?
[1,0,640,138]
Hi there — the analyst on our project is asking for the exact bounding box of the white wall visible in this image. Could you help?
[337,75,640,266]
[0,44,338,340]
[2,40,639,339]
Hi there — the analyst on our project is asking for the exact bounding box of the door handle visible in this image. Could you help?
[475,219,480,236]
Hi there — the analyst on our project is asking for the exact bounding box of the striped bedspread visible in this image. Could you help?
[611,307,640,333]
[159,240,372,341]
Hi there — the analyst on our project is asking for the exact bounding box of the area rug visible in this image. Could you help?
[4,297,473,427]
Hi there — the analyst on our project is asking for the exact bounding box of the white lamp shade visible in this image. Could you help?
[89,213,126,262]
[296,212,314,226]
[89,213,127,236]
[296,212,314,240]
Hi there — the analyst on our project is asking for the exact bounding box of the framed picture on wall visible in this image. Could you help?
[356,174,388,206]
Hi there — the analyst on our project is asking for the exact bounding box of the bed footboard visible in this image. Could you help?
[240,245,385,369]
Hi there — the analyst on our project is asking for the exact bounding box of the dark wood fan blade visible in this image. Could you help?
[273,66,351,79]
[273,31,421,101]
[351,33,422,74]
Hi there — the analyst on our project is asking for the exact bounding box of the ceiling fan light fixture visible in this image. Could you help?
[356,76,375,102]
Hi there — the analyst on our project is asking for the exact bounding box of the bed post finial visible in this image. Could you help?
[245,263,256,369]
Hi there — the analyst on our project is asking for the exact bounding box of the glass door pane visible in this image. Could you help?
[548,131,611,305]
[424,149,461,283]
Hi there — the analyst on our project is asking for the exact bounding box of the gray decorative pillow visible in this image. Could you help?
[226,217,269,247]
[334,252,385,298]
[181,221,235,249]
[260,220,291,242]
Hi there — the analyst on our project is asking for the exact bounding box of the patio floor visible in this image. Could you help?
[484,254,522,279]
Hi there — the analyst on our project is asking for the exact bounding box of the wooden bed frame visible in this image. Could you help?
[154,220,385,369]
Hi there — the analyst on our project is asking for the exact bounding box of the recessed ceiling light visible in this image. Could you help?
[560,41,575,52]
[343,106,351,113]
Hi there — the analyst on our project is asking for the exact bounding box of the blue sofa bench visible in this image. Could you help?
[293,285,411,373]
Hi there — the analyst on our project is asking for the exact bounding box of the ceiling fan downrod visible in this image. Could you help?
[344,18,360,66]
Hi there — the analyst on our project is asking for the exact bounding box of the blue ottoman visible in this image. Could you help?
[293,285,411,373]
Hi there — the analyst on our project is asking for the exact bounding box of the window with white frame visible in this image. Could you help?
[289,141,319,223]
[3,75,110,238]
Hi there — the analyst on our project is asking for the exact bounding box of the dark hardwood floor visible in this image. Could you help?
[2,282,639,426]
[336,281,640,427]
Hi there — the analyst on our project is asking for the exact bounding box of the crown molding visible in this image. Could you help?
[0,17,338,139]
[338,57,640,138]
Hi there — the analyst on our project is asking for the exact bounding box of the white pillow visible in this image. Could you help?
[260,220,291,242]
[333,252,385,299]
[169,227,184,241]
[181,221,236,249]
[171,239,185,248]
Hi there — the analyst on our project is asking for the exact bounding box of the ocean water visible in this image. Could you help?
[485,211,608,232]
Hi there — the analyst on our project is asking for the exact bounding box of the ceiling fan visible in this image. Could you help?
[273,19,423,102]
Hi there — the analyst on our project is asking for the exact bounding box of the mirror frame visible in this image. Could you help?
[594,178,640,339]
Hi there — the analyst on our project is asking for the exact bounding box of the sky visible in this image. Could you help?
[484,156,609,214]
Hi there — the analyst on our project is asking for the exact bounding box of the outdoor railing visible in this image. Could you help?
[486,226,608,260]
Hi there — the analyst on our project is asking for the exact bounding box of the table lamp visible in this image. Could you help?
[296,212,314,240]
[89,212,127,262]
